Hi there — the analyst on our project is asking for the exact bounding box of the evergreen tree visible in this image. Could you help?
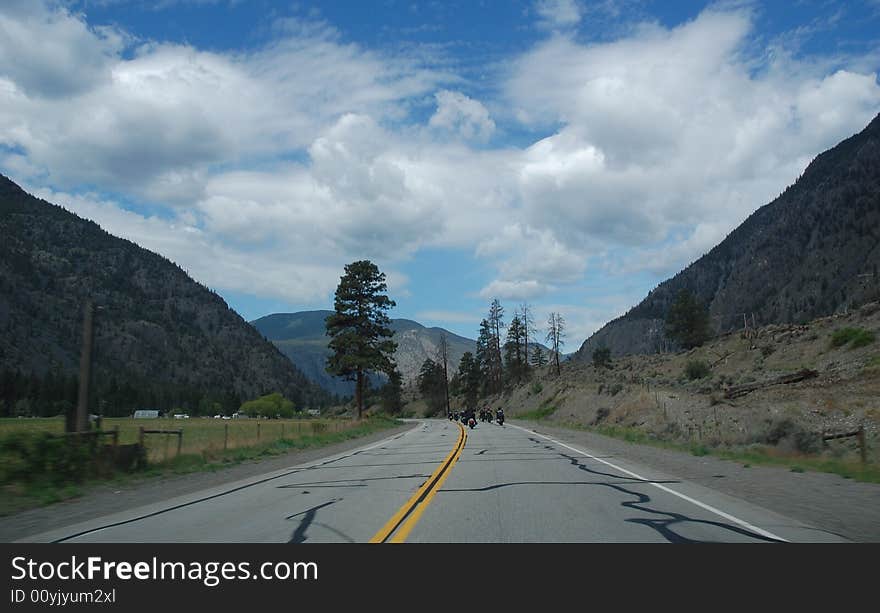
[504,315,527,384]
[665,289,712,349]
[379,368,404,415]
[531,345,548,368]
[325,260,398,418]
[475,318,496,396]
[457,351,481,410]
[592,346,612,369]
[417,358,446,417]
[486,299,505,392]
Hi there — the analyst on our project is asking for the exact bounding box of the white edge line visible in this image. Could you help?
[510,423,788,543]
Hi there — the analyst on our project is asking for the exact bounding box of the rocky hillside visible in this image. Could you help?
[252,311,477,396]
[487,301,879,462]
[575,113,880,359]
[0,175,332,416]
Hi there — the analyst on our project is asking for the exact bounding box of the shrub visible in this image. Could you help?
[609,383,623,396]
[0,432,98,485]
[764,418,822,454]
[685,360,711,380]
[530,381,543,395]
[592,407,610,425]
[830,327,875,349]
[592,346,613,369]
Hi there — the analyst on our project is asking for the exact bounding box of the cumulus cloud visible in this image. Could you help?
[0,1,125,98]
[0,3,451,200]
[3,1,880,338]
[429,90,496,141]
[506,8,880,279]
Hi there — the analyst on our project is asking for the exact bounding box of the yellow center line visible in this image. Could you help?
[369,421,467,543]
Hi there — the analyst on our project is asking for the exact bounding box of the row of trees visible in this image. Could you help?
[416,300,567,416]
[320,260,713,420]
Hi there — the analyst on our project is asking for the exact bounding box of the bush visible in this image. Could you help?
[0,432,98,485]
[608,383,623,396]
[592,407,610,425]
[685,360,711,380]
[764,418,822,454]
[530,381,543,395]
[592,346,613,369]
[830,327,875,349]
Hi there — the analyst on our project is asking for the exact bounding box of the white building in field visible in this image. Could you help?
[133,409,160,419]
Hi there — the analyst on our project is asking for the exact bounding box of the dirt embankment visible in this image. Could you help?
[489,302,880,460]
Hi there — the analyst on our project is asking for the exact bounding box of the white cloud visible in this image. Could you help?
[0,4,452,199]
[534,0,582,31]
[479,279,549,301]
[0,1,125,98]
[506,8,880,276]
[429,90,496,141]
[3,1,880,340]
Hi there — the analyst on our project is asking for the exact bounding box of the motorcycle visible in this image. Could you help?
[496,412,504,426]
[468,417,477,429]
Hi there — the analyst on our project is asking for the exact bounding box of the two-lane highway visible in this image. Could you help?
[21,419,848,543]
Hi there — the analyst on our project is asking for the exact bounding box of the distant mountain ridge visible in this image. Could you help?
[252,311,478,396]
[575,113,880,359]
[0,175,332,415]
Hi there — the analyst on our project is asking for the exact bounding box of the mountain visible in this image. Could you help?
[252,311,478,396]
[574,113,880,360]
[0,175,333,416]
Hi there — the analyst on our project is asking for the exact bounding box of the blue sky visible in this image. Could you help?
[2,1,880,346]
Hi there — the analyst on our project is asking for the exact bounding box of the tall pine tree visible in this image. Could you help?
[325,260,398,418]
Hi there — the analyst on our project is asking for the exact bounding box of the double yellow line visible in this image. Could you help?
[370,421,467,543]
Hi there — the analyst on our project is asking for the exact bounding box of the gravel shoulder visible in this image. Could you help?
[0,422,416,542]
[517,420,880,542]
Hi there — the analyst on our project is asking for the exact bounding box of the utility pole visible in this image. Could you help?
[75,300,94,433]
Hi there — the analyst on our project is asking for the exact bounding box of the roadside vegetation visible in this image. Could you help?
[509,419,880,484]
[0,414,402,516]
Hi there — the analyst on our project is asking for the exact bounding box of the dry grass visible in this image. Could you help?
[0,416,359,463]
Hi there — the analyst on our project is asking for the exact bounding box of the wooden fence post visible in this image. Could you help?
[858,426,866,465]
[138,426,144,448]
[257,422,261,442]
[224,423,228,451]
[177,429,183,457]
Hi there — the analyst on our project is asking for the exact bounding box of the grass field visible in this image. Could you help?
[0,416,363,463]
[0,414,404,516]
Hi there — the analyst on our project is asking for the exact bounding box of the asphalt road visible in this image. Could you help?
[20,419,850,543]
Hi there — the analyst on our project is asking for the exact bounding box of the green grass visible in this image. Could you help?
[518,404,558,420]
[830,327,875,349]
[0,414,403,516]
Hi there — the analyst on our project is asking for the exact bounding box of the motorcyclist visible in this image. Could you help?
[495,407,504,425]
